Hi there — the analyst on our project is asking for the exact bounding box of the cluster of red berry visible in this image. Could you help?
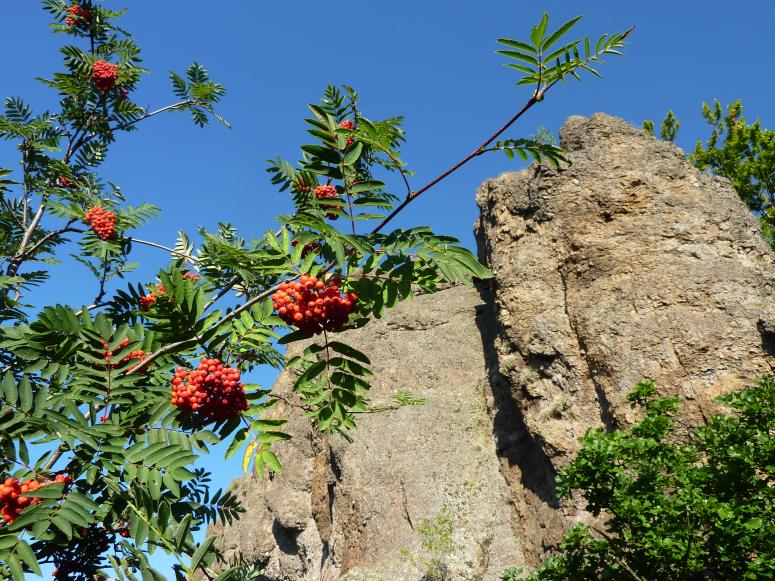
[1,474,72,525]
[338,119,356,146]
[139,283,167,311]
[170,358,248,421]
[92,60,119,92]
[58,176,77,189]
[291,239,321,257]
[102,338,145,369]
[272,275,357,334]
[85,205,116,240]
[315,184,341,219]
[140,274,194,311]
[65,4,89,27]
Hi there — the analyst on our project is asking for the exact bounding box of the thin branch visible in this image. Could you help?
[111,100,204,132]
[590,525,644,581]
[43,441,66,471]
[13,220,80,263]
[386,150,413,197]
[92,257,110,305]
[130,237,199,262]
[129,279,287,374]
[203,275,242,311]
[74,302,105,317]
[371,94,539,234]
[5,457,47,479]
[7,201,48,277]
[346,191,356,235]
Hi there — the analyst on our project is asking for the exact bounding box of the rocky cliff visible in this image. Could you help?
[209,114,775,579]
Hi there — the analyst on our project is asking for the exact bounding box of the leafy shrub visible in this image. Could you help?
[510,377,775,580]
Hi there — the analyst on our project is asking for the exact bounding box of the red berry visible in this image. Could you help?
[65,4,89,27]
[84,206,117,240]
[170,358,248,421]
[315,185,341,220]
[272,275,357,334]
[92,60,119,92]
[139,282,173,312]
[338,120,356,146]
[139,293,156,311]
[291,239,321,257]
[0,476,55,524]
[58,176,77,189]
[54,474,73,485]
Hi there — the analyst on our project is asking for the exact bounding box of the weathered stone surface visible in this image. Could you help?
[474,112,775,562]
[211,113,775,577]
[209,286,524,580]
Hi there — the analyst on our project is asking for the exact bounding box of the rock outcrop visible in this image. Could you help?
[474,113,775,562]
[210,113,775,578]
[209,286,524,580]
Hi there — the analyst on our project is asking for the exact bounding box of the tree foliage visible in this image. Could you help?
[0,4,629,579]
[502,377,775,581]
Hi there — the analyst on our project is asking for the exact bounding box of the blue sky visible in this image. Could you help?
[2,0,774,576]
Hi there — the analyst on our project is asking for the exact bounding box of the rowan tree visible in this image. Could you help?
[0,3,629,579]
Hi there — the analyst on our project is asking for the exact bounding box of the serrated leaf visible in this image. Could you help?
[328,341,371,364]
[242,440,256,473]
[349,180,385,194]
[256,431,291,444]
[7,554,23,581]
[531,12,549,47]
[189,535,217,574]
[174,515,192,552]
[251,418,288,430]
[261,450,282,474]
[17,377,32,411]
[3,373,17,404]
[22,483,64,498]
[541,15,583,52]
[496,38,537,54]
[343,142,363,165]
[14,540,41,575]
[496,50,539,66]
[225,427,248,459]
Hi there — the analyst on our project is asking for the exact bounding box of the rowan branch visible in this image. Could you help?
[371,94,538,234]
[111,100,207,132]
[130,237,199,263]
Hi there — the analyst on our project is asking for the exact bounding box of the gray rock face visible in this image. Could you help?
[474,113,775,561]
[210,113,775,577]
[209,286,524,580]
